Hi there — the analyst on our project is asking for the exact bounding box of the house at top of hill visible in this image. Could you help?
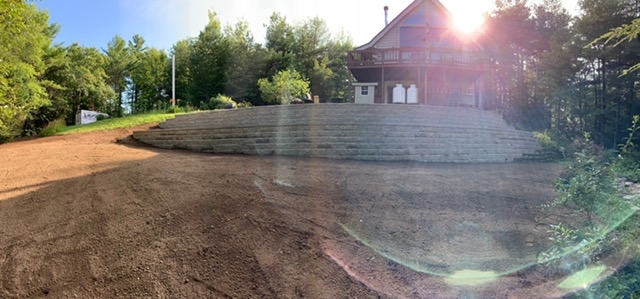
[347,0,489,108]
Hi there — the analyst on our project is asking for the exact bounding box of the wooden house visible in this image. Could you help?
[347,0,488,108]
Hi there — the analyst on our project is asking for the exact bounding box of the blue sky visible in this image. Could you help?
[37,0,579,52]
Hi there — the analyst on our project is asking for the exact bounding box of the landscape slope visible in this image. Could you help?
[0,126,571,298]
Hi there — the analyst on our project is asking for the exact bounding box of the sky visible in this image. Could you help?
[36,0,580,52]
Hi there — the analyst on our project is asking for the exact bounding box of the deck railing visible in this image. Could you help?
[347,48,482,68]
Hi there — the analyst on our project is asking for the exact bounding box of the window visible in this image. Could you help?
[360,86,369,96]
[400,26,426,48]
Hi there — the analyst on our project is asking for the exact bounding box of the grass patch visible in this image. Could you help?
[59,111,178,135]
[40,119,67,137]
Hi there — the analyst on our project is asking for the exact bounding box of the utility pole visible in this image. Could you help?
[172,55,176,108]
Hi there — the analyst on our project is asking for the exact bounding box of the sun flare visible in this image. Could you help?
[452,11,485,34]
[445,0,490,34]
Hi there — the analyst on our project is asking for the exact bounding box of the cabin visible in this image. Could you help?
[347,0,487,108]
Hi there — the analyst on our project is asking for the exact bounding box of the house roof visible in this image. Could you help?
[355,0,459,51]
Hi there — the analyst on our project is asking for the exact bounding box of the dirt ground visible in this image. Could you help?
[1,125,596,298]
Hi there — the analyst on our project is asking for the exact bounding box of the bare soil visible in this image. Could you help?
[0,125,585,298]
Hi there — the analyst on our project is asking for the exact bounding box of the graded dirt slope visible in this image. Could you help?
[0,126,570,298]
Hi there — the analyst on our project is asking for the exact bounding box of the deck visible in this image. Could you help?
[347,48,483,69]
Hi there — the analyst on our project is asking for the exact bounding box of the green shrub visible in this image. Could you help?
[40,119,67,137]
[534,130,567,160]
[236,101,253,108]
[165,106,183,114]
[614,115,640,182]
[208,94,236,109]
[534,131,558,149]
[96,114,107,121]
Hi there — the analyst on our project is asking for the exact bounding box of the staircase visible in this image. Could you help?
[133,104,542,163]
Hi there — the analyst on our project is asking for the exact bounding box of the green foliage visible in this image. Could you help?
[553,149,616,224]
[130,47,169,113]
[103,35,130,117]
[534,130,567,160]
[534,131,558,149]
[63,44,116,119]
[540,120,640,290]
[580,257,640,299]
[236,101,253,108]
[39,118,66,137]
[189,12,229,106]
[590,17,640,75]
[258,70,310,105]
[613,116,640,182]
[60,111,176,135]
[165,106,183,114]
[223,21,265,105]
[0,1,52,141]
[169,39,194,106]
[537,223,581,264]
[206,94,236,110]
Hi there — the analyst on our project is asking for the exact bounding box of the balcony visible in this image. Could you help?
[347,48,482,69]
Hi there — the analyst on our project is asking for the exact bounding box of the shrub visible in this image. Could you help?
[236,101,253,108]
[257,70,310,105]
[613,115,640,182]
[534,130,567,160]
[553,150,616,224]
[208,94,236,110]
[96,114,107,121]
[40,119,67,137]
[165,106,183,114]
[534,131,558,149]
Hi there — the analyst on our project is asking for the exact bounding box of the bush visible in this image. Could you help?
[208,94,236,110]
[96,114,107,121]
[165,106,184,114]
[236,101,253,108]
[613,115,640,182]
[534,130,567,160]
[40,119,67,137]
[257,70,310,105]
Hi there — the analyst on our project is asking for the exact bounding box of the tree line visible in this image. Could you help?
[483,0,640,149]
[2,0,639,150]
[0,1,352,141]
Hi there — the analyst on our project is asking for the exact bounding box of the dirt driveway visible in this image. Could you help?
[1,125,576,298]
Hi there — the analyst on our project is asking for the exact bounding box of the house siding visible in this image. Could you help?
[375,27,398,49]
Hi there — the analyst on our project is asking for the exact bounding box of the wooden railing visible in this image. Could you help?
[347,48,482,68]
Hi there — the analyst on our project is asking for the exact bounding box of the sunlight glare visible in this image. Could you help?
[453,10,485,34]
[447,1,488,35]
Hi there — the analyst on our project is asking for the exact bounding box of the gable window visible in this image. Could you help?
[400,26,426,48]
[361,86,369,96]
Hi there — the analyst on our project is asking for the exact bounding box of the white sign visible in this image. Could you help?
[75,110,109,125]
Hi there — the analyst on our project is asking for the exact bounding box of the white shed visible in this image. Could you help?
[353,82,378,104]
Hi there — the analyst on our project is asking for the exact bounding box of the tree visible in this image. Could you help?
[103,35,131,116]
[591,14,640,75]
[132,47,169,112]
[263,14,353,102]
[189,11,229,105]
[127,34,148,111]
[223,20,266,104]
[319,32,354,100]
[573,0,640,147]
[264,13,295,77]
[169,39,194,106]
[0,1,51,141]
[63,44,115,121]
[257,70,310,104]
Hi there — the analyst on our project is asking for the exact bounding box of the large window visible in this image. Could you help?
[400,26,426,48]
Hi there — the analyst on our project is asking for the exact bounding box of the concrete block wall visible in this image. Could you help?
[133,104,543,163]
